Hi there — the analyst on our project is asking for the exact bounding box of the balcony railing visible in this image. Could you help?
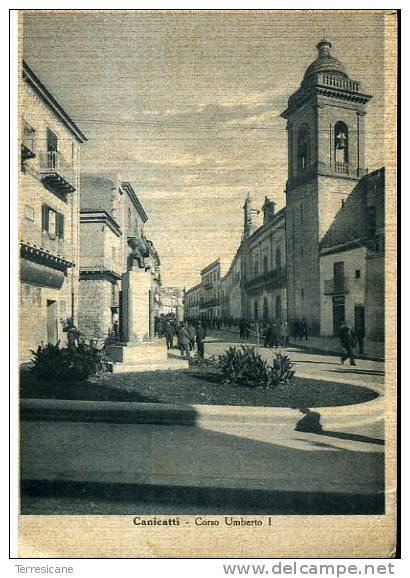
[38,151,76,195]
[80,255,122,278]
[244,266,287,293]
[324,278,349,295]
[319,74,360,93]
[334,161,349,174]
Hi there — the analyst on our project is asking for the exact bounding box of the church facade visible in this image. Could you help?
[185,39,385,344]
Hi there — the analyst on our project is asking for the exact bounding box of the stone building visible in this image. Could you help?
[19,61,86,360]
[159,286,185,322]
[184,283,202,321]
[221,248,242,323]
[79,173,161,340]
[200,259,223,321]
[241,196,287,324]
[182,40,385,343]
[281,39,373,335]
[319,168,385,341]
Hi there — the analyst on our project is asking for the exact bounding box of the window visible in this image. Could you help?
[263,254,268,274]
[23,120,36,152]
[24,204,34,222]
[355,269,361,279]
[47,127,58,152]
[334,121,349,164]
[297,125,310,173]
[276,247,282,269]
[42,204,64,239]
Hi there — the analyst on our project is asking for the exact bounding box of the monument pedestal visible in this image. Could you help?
[107,267,188,372]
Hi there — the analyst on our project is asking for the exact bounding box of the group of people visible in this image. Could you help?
[159,319,207,358]
[291,318,309,341]
[262,320,289,348]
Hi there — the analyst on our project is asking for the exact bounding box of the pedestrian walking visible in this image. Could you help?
[339,322,357,366]
[196,321,206,358]
[280,321,289,347]
[187,322,196,351]
[271,321,279,348]
[176,322,191,358]
[164,321,175,350]
[264,323,273,348]
[301,318,309,341]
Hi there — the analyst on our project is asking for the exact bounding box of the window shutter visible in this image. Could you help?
[57,213,65,239]
[41,204,49,232]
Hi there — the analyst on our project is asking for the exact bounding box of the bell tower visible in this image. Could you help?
[281,40,372,334]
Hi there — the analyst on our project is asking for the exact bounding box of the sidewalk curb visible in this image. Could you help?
[20,393,383,430]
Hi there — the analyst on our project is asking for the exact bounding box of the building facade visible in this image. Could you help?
[281,40,372,335]
[159,286,185,322]
[19,62,86,360]
[221,249,242,323]
[184,283,202,321]
[200,259,223,321]
[319,168,385,340]
[79,173,161,340]
[241,197,287,324]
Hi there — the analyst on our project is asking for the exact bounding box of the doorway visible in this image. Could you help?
[46,300,58,344]
[332,295,345,335]
[354,305,365,336]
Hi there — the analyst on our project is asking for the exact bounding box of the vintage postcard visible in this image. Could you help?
[14,9,397,558]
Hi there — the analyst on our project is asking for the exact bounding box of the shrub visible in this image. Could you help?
[216,346,295,389]
[31,341,111,381]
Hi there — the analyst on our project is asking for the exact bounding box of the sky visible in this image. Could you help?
[22,10,386,288]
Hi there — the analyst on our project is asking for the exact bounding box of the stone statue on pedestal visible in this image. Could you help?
[127,236,151,271]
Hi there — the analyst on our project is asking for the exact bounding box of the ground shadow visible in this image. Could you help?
[328,369,385,377]
[295,408,384,445]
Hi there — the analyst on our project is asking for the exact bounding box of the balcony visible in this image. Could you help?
[80,255,122,280]
[324,278,349,295]
[38,151,76,195]
[334,161,349,174]
[244,266,287,293]
[318,74,360,93]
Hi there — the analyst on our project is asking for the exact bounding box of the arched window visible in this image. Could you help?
[334,121,349,164]
[275,247,282,269]
[275,295,282,321]
[297,125,310,173]
[263,297,269,323]
[254,301,258,321]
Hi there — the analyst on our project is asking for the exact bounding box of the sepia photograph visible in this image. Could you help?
[14,8,397,558]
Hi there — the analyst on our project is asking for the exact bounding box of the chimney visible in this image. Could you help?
[262,196,276,225]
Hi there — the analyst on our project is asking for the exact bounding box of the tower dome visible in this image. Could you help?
[303,40,348,82]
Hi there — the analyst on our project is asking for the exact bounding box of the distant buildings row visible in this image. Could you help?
[19,62,176,360]
[185,40,385,342]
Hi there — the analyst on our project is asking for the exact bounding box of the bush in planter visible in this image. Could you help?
[217,346,295,388]
[31,340,111,381]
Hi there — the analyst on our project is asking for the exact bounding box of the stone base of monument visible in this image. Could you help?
[106,341,189,373]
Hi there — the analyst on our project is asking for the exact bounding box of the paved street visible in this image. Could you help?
[20,334,385,515]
